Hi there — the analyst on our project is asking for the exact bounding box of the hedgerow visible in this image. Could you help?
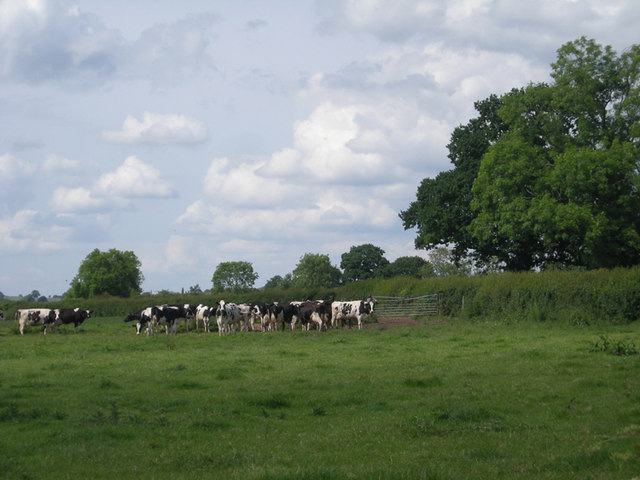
[3,266,639,325]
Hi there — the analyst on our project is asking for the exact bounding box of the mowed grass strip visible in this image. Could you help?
[0,318,638,479]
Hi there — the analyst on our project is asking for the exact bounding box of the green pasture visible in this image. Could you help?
[0,317,639,479]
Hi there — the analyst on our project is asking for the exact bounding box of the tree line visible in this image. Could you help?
[62,245,470,299]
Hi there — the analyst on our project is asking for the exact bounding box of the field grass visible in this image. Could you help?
[1,317,639,479]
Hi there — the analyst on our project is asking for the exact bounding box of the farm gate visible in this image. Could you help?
[374,294,439,317]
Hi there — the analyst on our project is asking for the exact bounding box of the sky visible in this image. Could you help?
[1,0,638,297]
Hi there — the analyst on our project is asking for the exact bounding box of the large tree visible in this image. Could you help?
[403,37,640,271]
[66,248,144,298]
[471,38,640,270]
[292,253,342,288]
[400,94,506,264]
[211,261,258,292]
[340,244,389,283]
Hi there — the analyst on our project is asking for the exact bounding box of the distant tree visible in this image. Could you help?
[211,261,259,292]
[188,284,203,295]
[381,256,435,278]
[264,274,294,290]
[429,248,472,277]
[66,248,144,298]
[23,290,41,302]
[340,244,389,283]
[292,253,342,288]
[0,291,4,300]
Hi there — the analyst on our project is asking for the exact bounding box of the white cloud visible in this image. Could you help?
[50,186,108,214]
[0,209,70,253]
[43,154,79,173]
[0,0,122,84]
[125,12,218,85]
[0,153,35,180]
[95,155,176,198]
[102,112,209,144]
[50,156,175,214]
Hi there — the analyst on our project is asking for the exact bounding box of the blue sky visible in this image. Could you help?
[1,0,638,296]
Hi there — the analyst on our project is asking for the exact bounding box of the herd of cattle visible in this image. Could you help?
[2,297,377,336]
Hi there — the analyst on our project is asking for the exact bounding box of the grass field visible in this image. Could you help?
[1,316,639,479]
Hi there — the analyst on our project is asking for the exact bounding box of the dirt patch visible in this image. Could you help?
[368,316,422,330]
[367,316,450,329]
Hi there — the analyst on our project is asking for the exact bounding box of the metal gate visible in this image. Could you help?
[374,294,439,317]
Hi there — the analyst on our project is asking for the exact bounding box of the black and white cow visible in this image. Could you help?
[331,296,376,330]
[51,308,91,333]
[173,304,196,332]
[151,305,186,335]
[15,308,58,335]
[269,302,300,331]
[298,300,332,331]
[237,303,255,332]
[251,302,273,331]
[215,300,242,336]
[124,307,153,335]
[0,309,4,321]
[194,304,213,333]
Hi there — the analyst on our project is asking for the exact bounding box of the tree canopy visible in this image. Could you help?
[402,37,640,271]
[340,244,389,282]
[66,248,144,298]
[292,253,342,288]
[211,261,259,292]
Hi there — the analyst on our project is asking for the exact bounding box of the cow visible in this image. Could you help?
[0,309,4,321]
[251,302,274,331]
[173,304,196,332]
[215,300,242,336]
[269,302,300,331]
[15,308,57,335]
[150,305,187,335]
[194,304,213,333]
[237,303,254,332]
[331,296,377,330]
[124,307,153,335]
[51,308,91,334]
[297,300,332,331]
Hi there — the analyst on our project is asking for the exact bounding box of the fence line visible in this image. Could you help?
[374,294,439,317]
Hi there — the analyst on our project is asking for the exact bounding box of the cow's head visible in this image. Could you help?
[364,296,376,314]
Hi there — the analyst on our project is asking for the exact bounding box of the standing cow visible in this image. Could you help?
[194,304,213,333]
[51,308,91,334]
[15,308,58,335]
[331,296,377,330]
[298,300,333,331]
[215,300,242,336]
[269,303,300,331]
[124,307,153,335]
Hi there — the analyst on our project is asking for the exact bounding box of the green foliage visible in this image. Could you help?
[292,253,342,288]
[590,335,638,356]
[470,38,640,270]
[340,244,389,282]
[400,94,505,264]
[381,256,434,279]
[404,37,640,271]
[212,261,259,292]
[66,248,143,298]
[429,247,472,277]
[264,274,294,290]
